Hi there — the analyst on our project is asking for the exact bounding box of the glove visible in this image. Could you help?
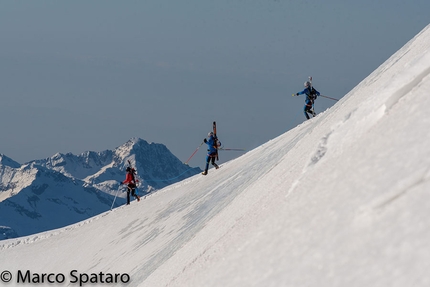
[203,138,207,143]
[119,181,123,185]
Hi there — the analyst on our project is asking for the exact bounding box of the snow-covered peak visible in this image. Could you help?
[114,137,149,157]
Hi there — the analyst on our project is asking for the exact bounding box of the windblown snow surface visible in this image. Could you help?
[1,24,430,287]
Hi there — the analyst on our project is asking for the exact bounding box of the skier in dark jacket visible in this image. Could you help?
[120,167,140,205]
[294,81,321,120]
[202,132,220,175]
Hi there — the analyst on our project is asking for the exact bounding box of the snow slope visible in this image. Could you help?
[1,25,430,287]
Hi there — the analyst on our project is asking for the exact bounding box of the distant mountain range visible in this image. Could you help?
[0,138,201,240]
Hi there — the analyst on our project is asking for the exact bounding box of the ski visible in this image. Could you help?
[213,121,217,137]
[213,121,219,161]
[308,76,316,113]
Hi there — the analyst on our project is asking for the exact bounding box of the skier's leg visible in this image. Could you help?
[202,154,210,175]
[126,189,131,205]
[211,155,219,169]
[132,188,140,201]
[304,105,310,120]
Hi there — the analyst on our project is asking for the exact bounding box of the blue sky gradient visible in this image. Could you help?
[0,0,428,168]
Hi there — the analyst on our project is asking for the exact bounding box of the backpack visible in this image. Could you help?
[308,88,317,102]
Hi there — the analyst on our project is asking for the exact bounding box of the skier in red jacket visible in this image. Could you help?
[120,167,140,205]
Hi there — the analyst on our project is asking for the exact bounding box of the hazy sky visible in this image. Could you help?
[0,0,428,168]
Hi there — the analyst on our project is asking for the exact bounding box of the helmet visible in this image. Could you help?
[304,81,311,88]
[208,132,214,137]
[126,167,131,172]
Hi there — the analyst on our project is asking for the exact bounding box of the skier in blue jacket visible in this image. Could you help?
[294,81,320,120]
[202,132,219,175]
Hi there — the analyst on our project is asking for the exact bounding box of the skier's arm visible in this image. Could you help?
[296,89,306,96]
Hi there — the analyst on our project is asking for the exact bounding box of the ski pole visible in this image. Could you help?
[184,142,204,165]
[110,185,122,211]
[320,95,339,101]
[218,148,246,151]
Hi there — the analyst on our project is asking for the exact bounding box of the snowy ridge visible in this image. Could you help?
[0,154,20,168]
[0,25,430,287]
